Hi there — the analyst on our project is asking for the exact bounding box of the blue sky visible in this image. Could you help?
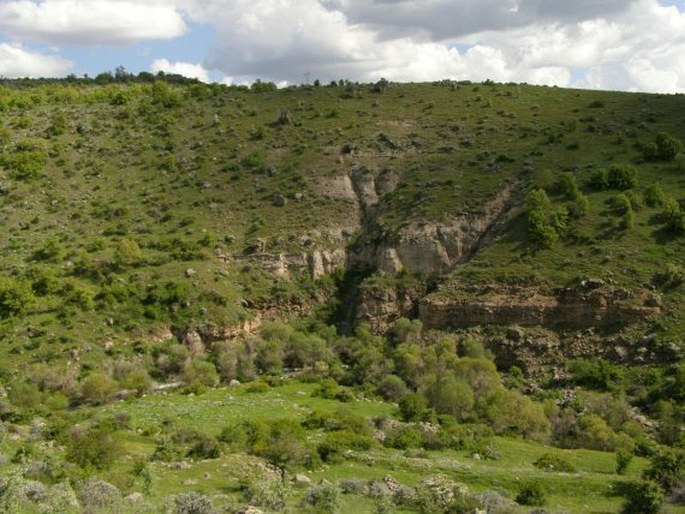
[0,0,684,92]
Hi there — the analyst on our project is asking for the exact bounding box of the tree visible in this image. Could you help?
[526,189,567,247]
[251,420,316,483]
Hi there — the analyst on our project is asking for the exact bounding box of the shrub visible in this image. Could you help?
[590,164,638,190]
[415,475,475,514]
[301,483,341,513]
[80,373,118,405]
[644,449,685,493]
[515,480,547,506]
[77,479,121,512]
[616,448,634,475]
[174,492,213,514]
[607,163,638,190]
[66,426,120,470]
[653,263,683,290]
[384,427,424,450]
[534,452,576,472]
[621,480,664,514]
[0,276,34,318]
[187,434,222,460]
[377,374,409,401]
[526,188,567,247]
[398,392,430,422]
[644,132,684,161]
[644,184,666,207]
[662,197,685,234]
[243,477,289,510]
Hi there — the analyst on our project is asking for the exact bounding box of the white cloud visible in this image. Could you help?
[150,58,209,82]
[0,0,684,93]
[0,43,72,78]
[167,0,685,93]
[0,0,187,44]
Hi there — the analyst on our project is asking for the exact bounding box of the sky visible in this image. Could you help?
[0,0,684,93]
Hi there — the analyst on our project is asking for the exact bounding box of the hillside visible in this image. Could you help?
[0,77,682,513]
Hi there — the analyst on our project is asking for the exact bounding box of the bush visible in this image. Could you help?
[398,392,430,422]
[616,448,634,475]
[301,483,341,513]
[644,184,666,207]
[187,434,222,460]
[318,431,376,462]
[66,425,120,470]
[607,164,638,190]
[244,477,289,510]
[644,449,685,493]
[0,276,34,318]
[77,479,121,512]
[174,492,213,514]
[534,452,576,472]
[377,374,409,401]
[384,426,424,450]
[526,188,567,247]
[621,480,664,514]
[645,132,684,161]
[590,164,638,190]
[662,197,685,234]
[515,480,547,506]
[80,373,118,405]
[415,475,475,514]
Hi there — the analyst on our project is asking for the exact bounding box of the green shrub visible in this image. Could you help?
[398,392,430,422]
[80,373,118,405]
[385,426,424,450]
[644,449,685,493]
[317,430,377,463]
[661,197,685,234]
[607,164,638,190]
[644,184,666,207]
[187,435,222,460]
[590,164,638,190]
[526,188,567,247]
[0,276,34,318]
[644,132,684,161]
[515,480,547,506]
[174,492,213,514]
[534,452,576,472]
[621,480,664,514]
[616,448,634,475]
[653,263,683,290]
[66,426,120,470]
[243,477,289,510]
[301,483,341,513]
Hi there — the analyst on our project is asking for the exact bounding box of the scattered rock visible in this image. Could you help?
[229,379,241,387]
[125,492,143,503]
[273,195,287,207]
[293,473,312,485]
[182,479,198,486]
[185,268,196,278]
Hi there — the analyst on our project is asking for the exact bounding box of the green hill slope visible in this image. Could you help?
[0,77,683,513]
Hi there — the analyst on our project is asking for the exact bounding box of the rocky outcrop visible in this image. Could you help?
[375,184,515,275]
[234,249,346,279]
[355,282,427,333]
[419,285,660,330]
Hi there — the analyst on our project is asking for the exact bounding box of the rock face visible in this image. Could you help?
[374,184,515,275]
[355,282,426,333]
[419,285,660,330]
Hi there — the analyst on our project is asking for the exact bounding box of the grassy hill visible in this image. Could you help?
[0,76,682,513]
